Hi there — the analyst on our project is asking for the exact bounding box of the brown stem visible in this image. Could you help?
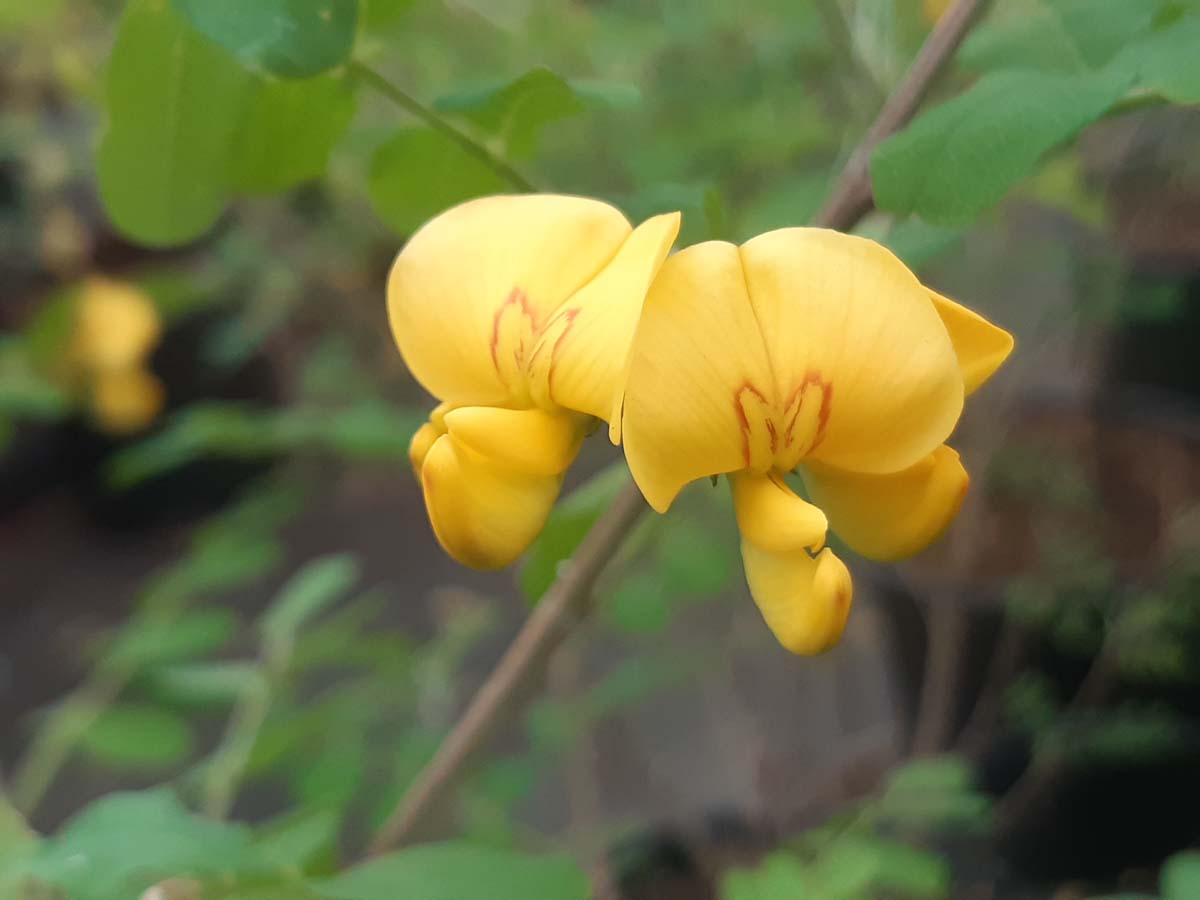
[366,0,992,857]
[367,485,646,855]
[991,638,1118,843]
[815,0,989,229]
[910,590,968,756]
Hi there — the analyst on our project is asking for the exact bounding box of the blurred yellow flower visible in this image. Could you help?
[389,194,680,569]
[67,277,165,435]
[619,229,1013,654]
[923,0,952,25]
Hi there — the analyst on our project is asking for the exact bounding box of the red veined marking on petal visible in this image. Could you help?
[489,287,537,378]
[783,369,834,453]
[733,381,769,467]
[765,420,779,455]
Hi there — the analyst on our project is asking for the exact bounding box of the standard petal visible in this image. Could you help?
[741,541,853,655]
[388,194,632,406]
[739,228,964,474]
[420,433,562,570]
[928,290,1015,396]
[730,471,827,553]
[528,212,680,427]
[803,444,969,562]
[443,406,586,477]
[620,241,776,512]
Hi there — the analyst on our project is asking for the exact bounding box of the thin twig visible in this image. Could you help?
[991,636,1118,843]
[816,0,989,229]
[909,590,967,756]
[10,666,129,816]
[348,61,538,194]
[367,485,647,855]
[366,0,991,857]
[200,670,273,819]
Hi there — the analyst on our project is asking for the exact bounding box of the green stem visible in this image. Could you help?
[10,667,129,816]
[348,61,538,194]
[200,670,273,819]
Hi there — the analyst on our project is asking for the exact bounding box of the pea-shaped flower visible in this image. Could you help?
[390,194,680,569]
[619,228,1013,654]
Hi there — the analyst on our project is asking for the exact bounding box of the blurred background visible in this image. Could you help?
[2,1,1200,898]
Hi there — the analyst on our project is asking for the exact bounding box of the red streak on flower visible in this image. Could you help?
[783,370,833,452]
[489,287,538,377]
[734,381,770,467]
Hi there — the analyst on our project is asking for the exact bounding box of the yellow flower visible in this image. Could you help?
[619,228,1013,654]
[389,194,680,569]
[67,277,166,435]
[923,0,953,25]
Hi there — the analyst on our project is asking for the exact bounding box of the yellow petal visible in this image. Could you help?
[730,471,827,553]
[620,241,776,512]
[740,541,853,655]
[388,195,632,407]
[528,212,681,428]
[409,421,443,476]
[420,433,562,570]
[928,290,1015,396]
[90,366,165,435]
[739,229,963,474]
[443,406,585,477]
[72,278,161,372]
[803,444,969,562]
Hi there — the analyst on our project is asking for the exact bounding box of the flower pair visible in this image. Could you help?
[66,278,166,435]
[389,195,1013,654]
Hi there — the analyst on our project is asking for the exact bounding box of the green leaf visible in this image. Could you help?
[173,0,359,79]
[292,739,365,810]
[368,127,508,235]
[0,795,38,898]
[960,0,1158,74]
[26,788,263,900]
[520,462,630,602]
[877,755,992,829]
[98,0,253,246]
[149,660,266,707]
[262,553,361,649]
[79,704,193,769]
[254,809,339,871]
[0,342,71,419]
[886,755,974,794]
[323,401,421,458]
[603,571,672,635]
[363,0,417,29]
[871,69,1129,225]
[108,607,238,671]
[721,852,810,900]
[816,835,950,899]
[658,516,735,596]
[232,73,357,193]
[436,66,640,158]
[315,842,589,900]
[1163,850,1200,900]
[1108,15,1200,104]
